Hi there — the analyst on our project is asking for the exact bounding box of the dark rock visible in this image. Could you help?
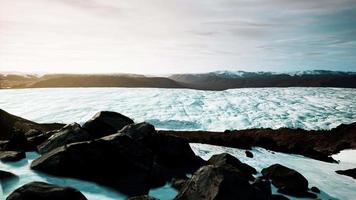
[271,194,290,200]
[118,122,157,148]
[0,170,18,181]
[174,165,270,200]
[310,186,320,193]
[208,153,256,180]
[336,168,356,179]
[252,177,272,199]
[0,109,64,140]
[3,132,29,151]
[24,129,43,137]
[0,151,26,162]
[31,135,154,196]
[82,111,134,138]
[6,181,87,200]
[171,178,188,190]
[128,195,159,200]
[262,164,315,198]
[245,150,253,158]
[154,134,206,171]
[37,123,91,154]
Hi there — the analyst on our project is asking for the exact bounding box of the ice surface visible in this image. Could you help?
[0,87,355,199]
[0,87,355,131]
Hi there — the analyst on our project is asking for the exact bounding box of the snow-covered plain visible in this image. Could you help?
[0,87,356,199]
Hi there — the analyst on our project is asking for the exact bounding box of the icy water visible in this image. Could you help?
[0,87,356,199]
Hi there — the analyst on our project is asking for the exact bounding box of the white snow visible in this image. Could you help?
[0,87,355,131]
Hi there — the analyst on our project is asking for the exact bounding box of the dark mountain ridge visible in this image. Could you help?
[1,70,356,90]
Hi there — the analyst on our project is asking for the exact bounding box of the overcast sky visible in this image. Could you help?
[1,0,356,74]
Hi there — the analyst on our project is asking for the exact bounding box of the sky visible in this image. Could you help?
[0,0,356,74]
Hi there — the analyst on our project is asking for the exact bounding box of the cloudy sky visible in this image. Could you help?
[0,0,356,74]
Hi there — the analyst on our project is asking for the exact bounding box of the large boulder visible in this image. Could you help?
[37,123,91,154]
[261,164,315,197]
[0,151,26,162]
[336,168,356,179]
[82,111,134,138]
[0,109,64,140]
[6,181,87,200]
[31,134,155,196]
[174,165,270,200]
[208,153,256,180]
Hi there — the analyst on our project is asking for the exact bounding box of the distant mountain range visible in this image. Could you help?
[1,70,356,90]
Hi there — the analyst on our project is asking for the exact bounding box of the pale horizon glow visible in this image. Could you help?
[1,0,356,74]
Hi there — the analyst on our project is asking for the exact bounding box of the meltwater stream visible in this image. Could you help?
[0,87,356,199]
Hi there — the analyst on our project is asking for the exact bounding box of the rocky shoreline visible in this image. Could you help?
[1,109,355,199]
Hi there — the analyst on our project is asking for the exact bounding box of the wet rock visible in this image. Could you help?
[245,150,253,158]
[37,123,91,154]
[336,168,356,179]
[171,178,188,190]
[252,177,272,199]
[208,153,256,180]
[262,164,316,198]
[174,165,270,200]
[128,195,159,200]
[0,170,18,181]
[0,151,26,162]
[82,111,134,138]
[6,181,87,200]
[3,132,29,151]
[31,135,154,196]
[311,186,320,193]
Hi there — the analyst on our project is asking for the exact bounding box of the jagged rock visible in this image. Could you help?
[0,109,64,140]
[31,135,154,196]
[37,123,91,154]
[128,195,159,200]
[6,181,87,200]
[0,151,25,162]
[174,165,270,200]
[208,153,256,180]
[336,168,356,179]
[82,111,134,138]
[252,177,272,199]
[245,150,253,158]
[262,164,316,198]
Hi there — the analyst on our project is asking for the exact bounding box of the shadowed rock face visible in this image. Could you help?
[83,111,134,138]
[0,170,18,181]
[336,168,356,179]
[31,122,205,197]
[174,165,269,200]
[6,181,87,200]
[0,109,64,140]
[261,164,315,198]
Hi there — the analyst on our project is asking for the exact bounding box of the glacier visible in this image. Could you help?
[0,87,355,131]
[0,87,356,199]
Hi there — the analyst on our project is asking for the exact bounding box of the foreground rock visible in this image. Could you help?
[6,181,87,200]
[37,123,91,154]
[262,164,316,198]
[207,153,256,180]
[336,168,356,179]
[0,170,18,181]
[0,151,25,162]
[174,165,270,200]
[31,122,205,197]
[0,109,64,141]
[128,195,159,200]
[83,111,134,138]
[159,122,356,163]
